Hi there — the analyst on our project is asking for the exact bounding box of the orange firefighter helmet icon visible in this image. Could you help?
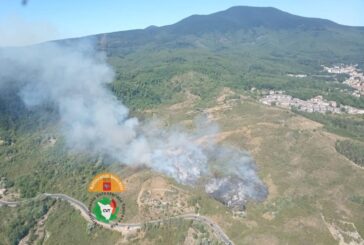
[88,173,125,193]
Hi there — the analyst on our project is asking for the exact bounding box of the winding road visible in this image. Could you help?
[0,193,234,245]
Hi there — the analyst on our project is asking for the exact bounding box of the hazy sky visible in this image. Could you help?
[0,0,363,46]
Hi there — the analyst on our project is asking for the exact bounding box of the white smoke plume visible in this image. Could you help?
[0,43,267,207]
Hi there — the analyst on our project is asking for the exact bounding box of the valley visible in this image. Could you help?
[1,85,363,244]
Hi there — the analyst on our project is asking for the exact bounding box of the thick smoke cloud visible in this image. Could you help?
[0,43,267,208]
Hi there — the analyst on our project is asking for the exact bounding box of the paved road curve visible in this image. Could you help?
[1,193,234,245]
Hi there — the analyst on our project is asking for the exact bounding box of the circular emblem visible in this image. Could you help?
[88,192,125,226]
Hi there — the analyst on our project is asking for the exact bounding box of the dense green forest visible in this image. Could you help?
[293,110,364,142]
[335,140,364,167]
[0,198,54,245]
[105,28,364,110]
[59,7,363,110]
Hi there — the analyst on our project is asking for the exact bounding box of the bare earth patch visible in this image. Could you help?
[285,115,322,130]
[321,214,364,245]
[203,87,239,121]
[264,174,278,201]
[262,212,275,221]
[137,176,194,219]
[169,91,200,111]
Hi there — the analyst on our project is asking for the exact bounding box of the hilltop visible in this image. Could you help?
[62,6,364,110]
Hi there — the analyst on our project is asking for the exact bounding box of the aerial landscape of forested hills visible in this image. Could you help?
[61,6,364,110]
[0,6,364,245]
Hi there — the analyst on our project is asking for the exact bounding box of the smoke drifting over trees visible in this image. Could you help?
[0,43,267,207]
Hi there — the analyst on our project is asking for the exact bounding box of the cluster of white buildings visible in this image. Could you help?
[260,91,364,115]
[323,64,364,97]
[323,64,357,74]
[287,73,307,78]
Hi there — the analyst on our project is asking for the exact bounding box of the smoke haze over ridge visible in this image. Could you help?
[0,43,267,207]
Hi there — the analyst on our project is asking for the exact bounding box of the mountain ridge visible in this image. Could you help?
[53,5,363,47]
[162,6,342,34]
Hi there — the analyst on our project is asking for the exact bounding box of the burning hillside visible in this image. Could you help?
[0,42,267,209]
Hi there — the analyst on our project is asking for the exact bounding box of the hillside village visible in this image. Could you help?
[323,64,364,97]
[260,64,364,114]
[260,90,364,115]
